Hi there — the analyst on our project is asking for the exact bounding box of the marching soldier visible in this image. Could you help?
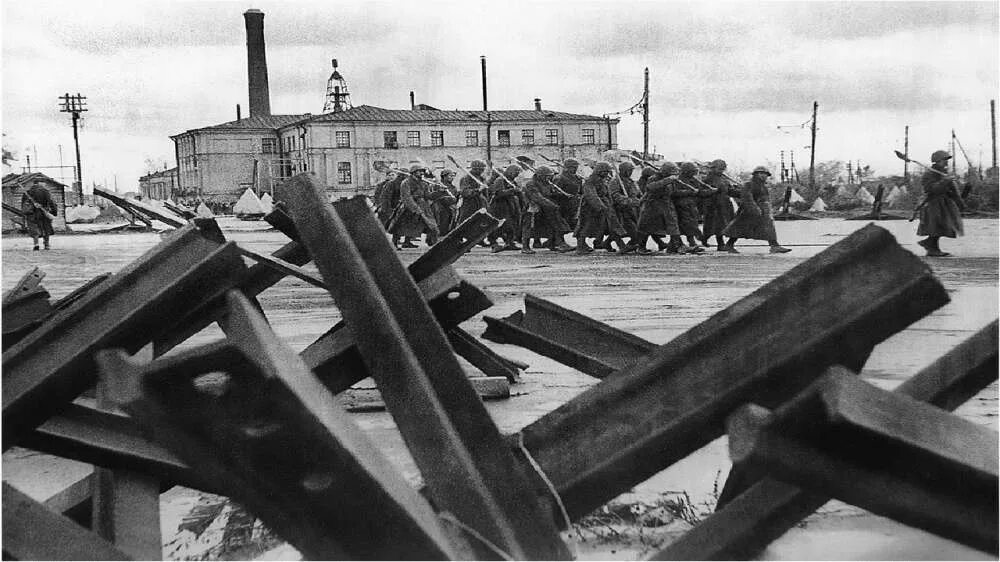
[624,162,684,254]
[916,150,964,256]
[523,165,575,253]
[389,164,439,248]
[700,159,738,251]
[576,162,628,254]
[721,166,790,253]
[458,160,490,246]
[612,162,642,245]
[428,169,459,236]
[376,171,411,248]
[673,162,706,252]
[488,165,523,252]
[555,158,583,229]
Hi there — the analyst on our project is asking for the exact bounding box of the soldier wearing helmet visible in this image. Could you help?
[672,162,706,253]
[576,161,628,254]
[456,159,490,242]
[521,165,574,253]
[916,150,963,256]
[389,163,439,248]
[428,169,459,236]
[701,159,739,250]
[555,158,584,230]
[623,161,684,254]
[613,162,642,246]
[721,166,790,253]
[487,164,525,252]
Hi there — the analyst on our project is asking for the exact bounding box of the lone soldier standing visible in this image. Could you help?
[20,179,58,251]
[701,159,738,251]
[916,150,964,257]
[555,158,584,230]
[721,166,791,253]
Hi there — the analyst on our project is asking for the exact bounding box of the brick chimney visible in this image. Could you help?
[534,98,542,111]
[244,9,271,117]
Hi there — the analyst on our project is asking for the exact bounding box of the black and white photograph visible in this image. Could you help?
[2,1,997,560]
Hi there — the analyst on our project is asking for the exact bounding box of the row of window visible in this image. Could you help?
[262,128,597,153]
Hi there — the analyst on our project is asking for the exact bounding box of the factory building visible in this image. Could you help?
[168,9,619,204]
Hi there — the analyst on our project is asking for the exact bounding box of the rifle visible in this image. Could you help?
[516,156,573,198]
[22,190,57,222]
[372,160,449,190]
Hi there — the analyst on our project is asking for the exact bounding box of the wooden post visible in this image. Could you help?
[643,67,650,162]
[904,125,910,185]
[808,101,817,190]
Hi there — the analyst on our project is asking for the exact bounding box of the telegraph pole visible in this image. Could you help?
[808,101,818,190]
[903,125,909,185]
[59,92,87,200]
[950,129,957,175]
[991,100,997,172]
[779,150,786,182]
[642,67,650,162]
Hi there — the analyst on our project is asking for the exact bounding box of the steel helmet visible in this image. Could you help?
[470,160,486,170]
[593,162,613,174]
[564,158,580,168]
[504,164,522,177]
[680,162,698,175]
[410,163,428,174]
[441,169,456,179]
[752,166,771,176]
[931,150,952,163]
[618,162,635,176]
[659,162,679,176]
[534,165,555,177]
[709,159,727,170]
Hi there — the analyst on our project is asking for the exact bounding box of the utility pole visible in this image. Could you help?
[642,67,650,162]
[847,160,853,185]
[809,101,817,190]
[779,150,786,182]
[950,129,957,175]
[903,125,909,185]
[790,150,799,183]
[991,100,997,172]
[59,92,87,200]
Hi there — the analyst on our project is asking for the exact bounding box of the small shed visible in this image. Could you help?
[2,173,68,232]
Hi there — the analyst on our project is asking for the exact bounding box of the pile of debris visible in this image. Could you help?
[2,172,996,560]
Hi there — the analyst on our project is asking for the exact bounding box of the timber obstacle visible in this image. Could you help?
[2,172,996,559]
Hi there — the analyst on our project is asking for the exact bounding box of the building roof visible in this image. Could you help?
[2,172,68,190]
[172,114,312,137]
[296,104,615,126]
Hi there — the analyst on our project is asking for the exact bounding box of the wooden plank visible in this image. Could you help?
[516,224,948,520]
[285,179,569,559]
[99,291,459,560]
[3,482,131,561]
[655,321,998,560]
[725,372,998,554]
[2,219,247,449]
[483,293,656,378]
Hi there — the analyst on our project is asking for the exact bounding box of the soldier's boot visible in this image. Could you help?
[401,237,419,249]
[553,233,575,253]
[575,238,595,255]
[654,236,670,251]
[608,235,628,254]
[621,234,645,255]
[521,234,535,254]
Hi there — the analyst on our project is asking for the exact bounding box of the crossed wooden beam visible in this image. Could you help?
[3,172,996,559]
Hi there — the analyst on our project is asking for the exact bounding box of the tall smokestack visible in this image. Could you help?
[244,9,271,117]
[410,91,415,110]
[534,98,541,111]
[480,56,488,111]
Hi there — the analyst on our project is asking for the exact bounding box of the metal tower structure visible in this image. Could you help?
[323,59,352,113]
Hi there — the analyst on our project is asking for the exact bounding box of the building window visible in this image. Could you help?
[432,160,445,170]
[337,162,352,184]
[261,138,277,154]
[521,129,534,145]
[407,131,421,147]
[335,131,351,148]
[497,130,511,147]
[582,129,595,144]
[430,130,444,147]
[384,131,398,149]
[545,129,559,145]
[465,130,479,147]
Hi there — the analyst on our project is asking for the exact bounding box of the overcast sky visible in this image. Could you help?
[2,0,997,192]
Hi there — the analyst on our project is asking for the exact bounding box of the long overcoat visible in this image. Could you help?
[555,171,583,228]
[21,186,58,237]
[428,181,458,235]
[612,174,642,238]
[488,174,522,240]
[722,179,777,240]
[456,173,488,224]
[375,175,403,228]
[523,178,571,236]
[577,174,626,238]
[700,172,738,237]
[672,176,703,238]
[916,169,964,238]
[389,176,437,238]
[637,176,680,236]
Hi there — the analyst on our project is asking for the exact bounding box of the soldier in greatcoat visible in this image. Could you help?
[554,158,583,230]
[623,163,684,254]
[611,162,642,245]
[20,179,58,251]
[700,159,739,251]
[916,150,964,257]
[488,165,523,252]
[523,166,574,253]
[389,164,439,248]
[576,162,628,254]
[721,166,790,253]
[428,169,459,236]
[673,162,706,252]
[457,160,490,247]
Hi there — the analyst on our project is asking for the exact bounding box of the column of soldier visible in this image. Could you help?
[374,157,791,255]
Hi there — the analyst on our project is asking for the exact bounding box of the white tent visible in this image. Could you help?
[809,197,827,212]
[260,192,274,214]
[196,202,214,218]
[855,187,875,204]
[789,189,805,203]
[233,188,265,216]
[885,185,907,205]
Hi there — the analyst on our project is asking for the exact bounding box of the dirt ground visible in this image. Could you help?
[3,216,997,560]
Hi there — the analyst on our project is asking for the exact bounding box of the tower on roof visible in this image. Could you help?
[323,59,353,113]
